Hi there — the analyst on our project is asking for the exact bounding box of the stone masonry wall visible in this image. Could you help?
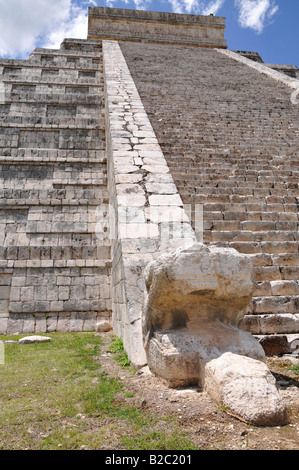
[0,39,111,334]
[103,40,195,365]
[88,7,227,48]
[1,7,298,351]
[120,41,299,338]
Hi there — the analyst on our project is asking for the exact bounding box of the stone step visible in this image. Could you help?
[0,149,106,161]
[4,93,103,105]
[204,237,299,252]
[2,232,108,248]
[2,258,111,269]
[174,179,298,192]
[0,198,107,207]
[1,245,111,261]
[0,117,103,127]
[243,313,299,336]
[248,254,299,268]
[252,281,299,300]
[182,187,299,198]
[254,333,299,356]
[6,84,102,97]
[0,102,102,117]
[2,60,102,71]
[2,76,103,86]
[250,295,299,314]
[203,197,299,206]
[0,165,107,188]
[0,311,111,335]
[204,212,299,224]
[205,230,298,242]
[194,215,299,240]
[202,205,299,218]
[0,128,105,150]
[168,163,299,176]
[255,266,299,282]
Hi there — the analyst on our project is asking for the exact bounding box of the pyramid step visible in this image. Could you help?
[1,245,111,261]
[243,313,299,335]
[251,295,299,314]
[254,266,299,282]
[228,241,299,255]
[254,333,299,356]
[206,230,297,243]
[253,280,299,296]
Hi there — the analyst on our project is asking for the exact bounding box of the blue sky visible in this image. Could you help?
[0,0,298,67]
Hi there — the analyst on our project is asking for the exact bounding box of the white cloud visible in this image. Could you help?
[158,0,225,15]
[167,0,278,31]
[166,0,184,13]
[201,0,226,16]
[182,0,200,14]
[44,5,88,49]
[235,0,279,33]
[0,0,92,58]
[130,0,152,12]
[0,0,279,58]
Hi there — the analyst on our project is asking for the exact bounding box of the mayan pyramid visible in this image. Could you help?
[0,7,298,363]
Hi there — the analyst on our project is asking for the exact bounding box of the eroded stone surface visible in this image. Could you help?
[205,352,289,426]
[142,242,287,425]
[143,242,256,348]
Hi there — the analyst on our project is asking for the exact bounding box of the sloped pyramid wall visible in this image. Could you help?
[120,41,299,340]
[0,39,111,334]
[0,7,298,358]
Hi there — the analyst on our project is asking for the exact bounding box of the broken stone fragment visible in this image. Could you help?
[19,335,51,344]
[204,352,289,426]
[95,320,113,332]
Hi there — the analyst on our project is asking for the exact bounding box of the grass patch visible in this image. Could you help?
[108,335,132,369]
[288,364,299,375]
[0,332,198,451]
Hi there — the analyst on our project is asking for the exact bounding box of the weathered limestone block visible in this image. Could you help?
[95,319,113,332]
[19,335,51,344]
[142,242,288,425]
[205,352,288,426]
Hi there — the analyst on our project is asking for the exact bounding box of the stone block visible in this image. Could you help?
[142,241,287,425]
[258,335,290,356]
[19,335,51,344]
[205,352,288,426]
[95,319,112,332]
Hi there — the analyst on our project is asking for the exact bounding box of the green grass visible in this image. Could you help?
[108,335,132,368]
[0,332,198,450]
[288,364,299,375]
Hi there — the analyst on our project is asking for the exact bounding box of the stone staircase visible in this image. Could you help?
[0,39,111,334]
[0,29,298,352]
[120,41,299,346]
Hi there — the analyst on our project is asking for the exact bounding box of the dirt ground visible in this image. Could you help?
[99,332,299,451]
